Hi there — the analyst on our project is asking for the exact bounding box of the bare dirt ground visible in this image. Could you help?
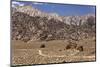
[11,37,96,66]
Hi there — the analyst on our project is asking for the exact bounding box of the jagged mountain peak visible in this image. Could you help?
[12,6,63,21]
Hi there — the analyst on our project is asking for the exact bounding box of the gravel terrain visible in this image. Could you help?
[12,38,96,66]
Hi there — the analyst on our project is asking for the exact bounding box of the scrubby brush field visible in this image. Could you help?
[12,37,95,65]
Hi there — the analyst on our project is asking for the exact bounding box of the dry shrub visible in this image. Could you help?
[62,60,66,63]
[66,41,77,49]
[40,44,45,48]
[76,46,83,52]
[66,44,71,49]
[59,49,62,51]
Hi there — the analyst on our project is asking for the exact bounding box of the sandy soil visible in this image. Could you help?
[11,38,96,66]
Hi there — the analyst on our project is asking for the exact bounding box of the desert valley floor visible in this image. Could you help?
[11,37,96,66]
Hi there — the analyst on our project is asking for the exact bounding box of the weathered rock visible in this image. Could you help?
[11,6,96,42]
